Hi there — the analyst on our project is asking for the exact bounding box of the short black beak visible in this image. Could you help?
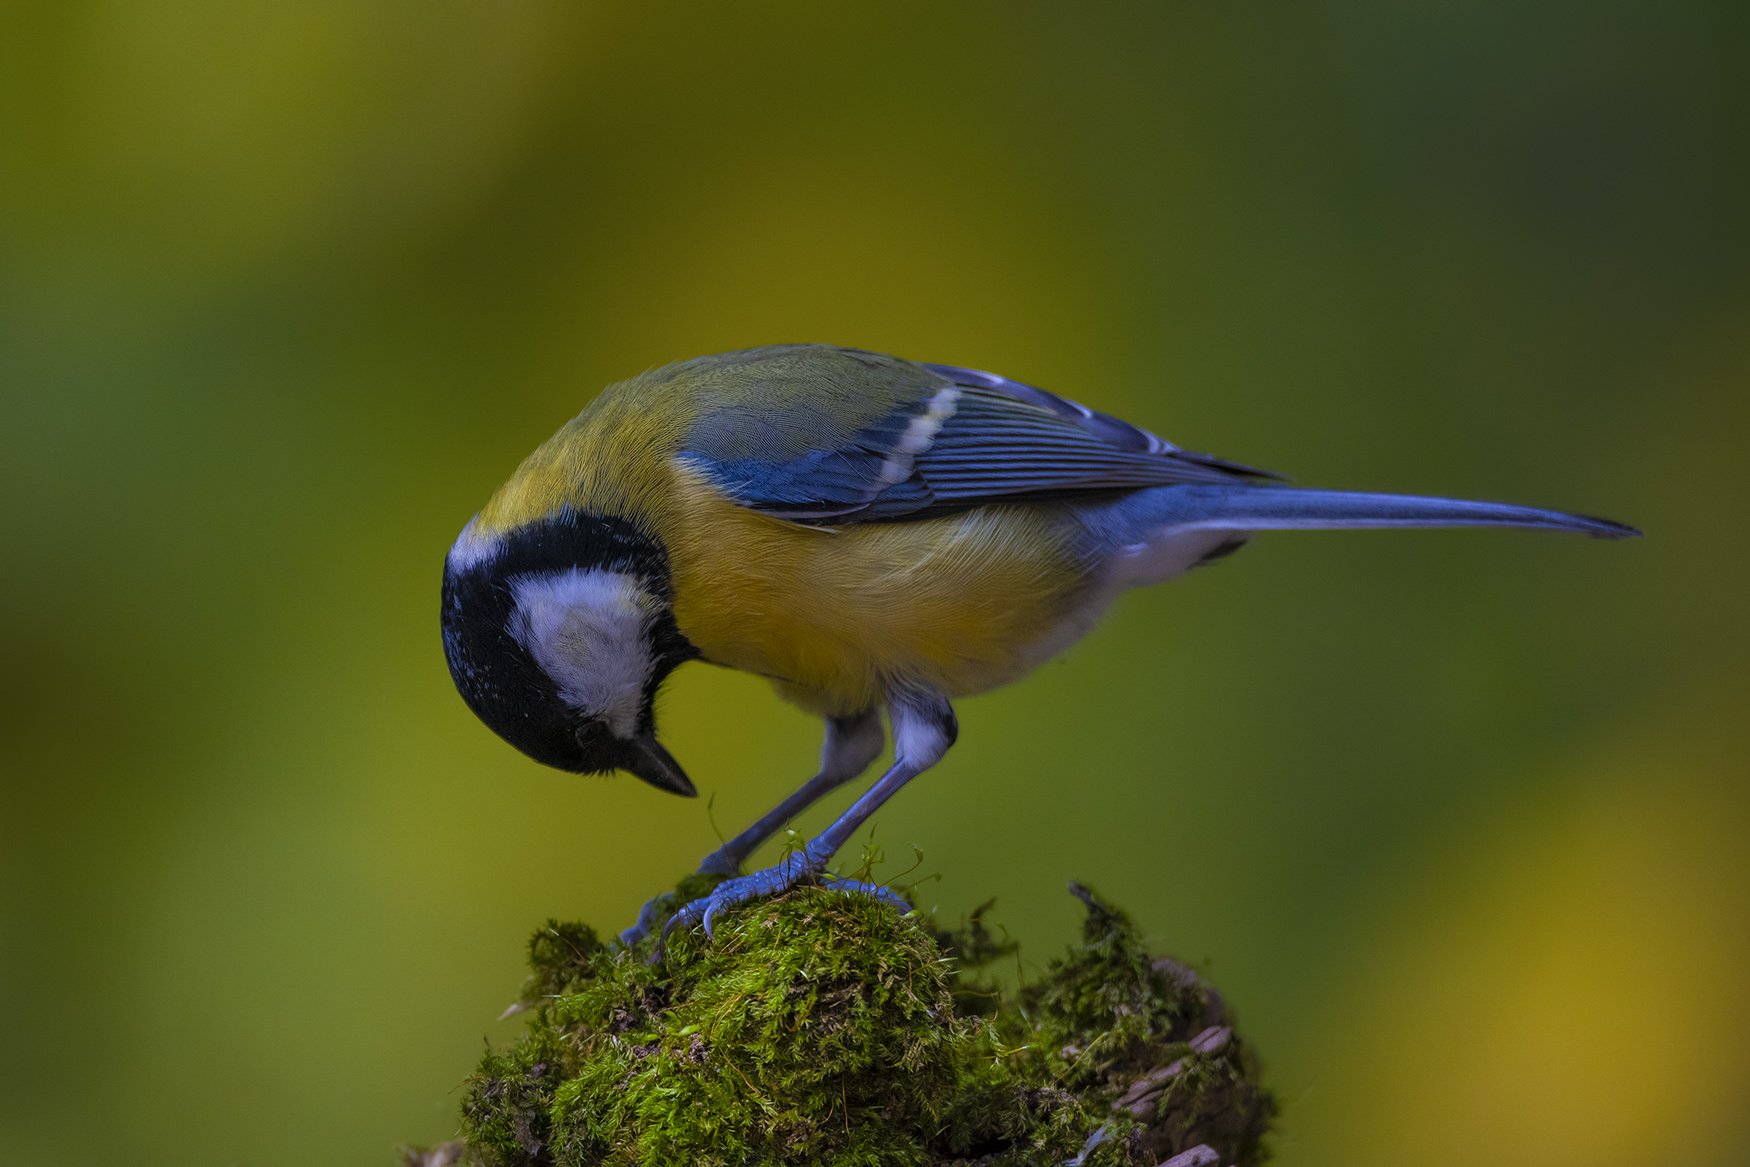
[623,734,696,797]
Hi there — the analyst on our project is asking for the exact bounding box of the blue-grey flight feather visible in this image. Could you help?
[680,345,1639,539]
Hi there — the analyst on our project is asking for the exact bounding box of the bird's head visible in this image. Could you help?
[440,511,699,795]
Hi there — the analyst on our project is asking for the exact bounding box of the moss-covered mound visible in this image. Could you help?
[435,877,1273,1167]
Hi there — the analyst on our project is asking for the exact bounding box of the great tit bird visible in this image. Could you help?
[441,344,1637,942]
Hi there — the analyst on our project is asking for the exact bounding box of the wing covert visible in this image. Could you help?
[680,349,1281,525]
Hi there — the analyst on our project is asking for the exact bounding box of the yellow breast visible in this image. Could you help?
[663,464,1093,716]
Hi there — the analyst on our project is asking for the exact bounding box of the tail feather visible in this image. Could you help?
[1156,485,1640,540]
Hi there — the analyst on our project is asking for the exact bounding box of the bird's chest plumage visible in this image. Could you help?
[664,466,1096,715]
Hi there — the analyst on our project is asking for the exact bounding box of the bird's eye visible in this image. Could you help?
[574,719,611,752]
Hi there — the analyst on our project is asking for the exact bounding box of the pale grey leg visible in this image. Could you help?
[696,710,885,875]
[617,709,883,945]
[662,690,957,942]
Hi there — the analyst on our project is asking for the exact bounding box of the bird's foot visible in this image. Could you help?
[617,892,672,948]
[615,847,746,946]
[660,842,909,946]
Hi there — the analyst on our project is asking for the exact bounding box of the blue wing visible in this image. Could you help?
[686,354,1282,525]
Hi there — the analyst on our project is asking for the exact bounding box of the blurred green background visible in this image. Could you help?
[2,2,1746,1164]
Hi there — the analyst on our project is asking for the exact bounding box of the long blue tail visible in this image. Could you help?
[1129,484,1640,539]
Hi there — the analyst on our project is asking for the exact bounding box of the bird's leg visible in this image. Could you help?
[695,709,885,876]
[661,690,957,944]
[616,711,883,945]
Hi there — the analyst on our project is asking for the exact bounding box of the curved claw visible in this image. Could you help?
[657,908,685,952]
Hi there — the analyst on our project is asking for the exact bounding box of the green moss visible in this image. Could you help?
[449,880,1274,1167]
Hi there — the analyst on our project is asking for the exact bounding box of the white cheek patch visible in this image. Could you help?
[506,568,658,738]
